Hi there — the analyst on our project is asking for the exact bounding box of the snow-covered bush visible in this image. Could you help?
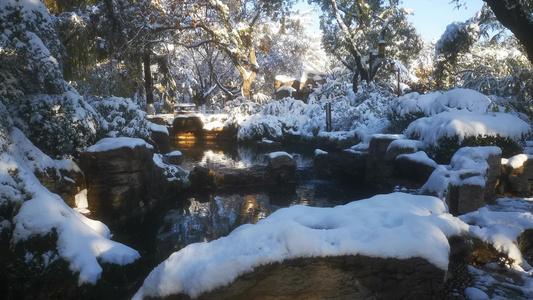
[0,0,64,94]
[89,96,150,140]
[230,75,394,143]
[0,101,13,153]
[10,90,100,159]
[396,89,531,162]
[0,0,101,159]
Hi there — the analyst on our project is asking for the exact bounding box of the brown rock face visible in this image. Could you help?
[80,144,165,226]
[365,136,397,188]
[164,255,445,300]
[151,130,170,154]
[504,158,533,195]
[34,167,85,207]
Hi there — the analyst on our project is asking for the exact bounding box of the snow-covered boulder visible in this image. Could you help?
[80,137,165,226]
[133,193,468,300]
[149,121,170,154]
[396,151,438,184]
[421,146,502,215]
[501,154,533,195]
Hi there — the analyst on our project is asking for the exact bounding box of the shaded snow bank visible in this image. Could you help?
[134,193,469,299]
[1,128,140,285]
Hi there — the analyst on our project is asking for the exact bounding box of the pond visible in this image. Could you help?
[118,140,379,265]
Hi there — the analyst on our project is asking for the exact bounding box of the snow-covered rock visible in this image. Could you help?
[134,192,468,299]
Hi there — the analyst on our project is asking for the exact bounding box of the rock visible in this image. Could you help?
[34,167,85,207]
[314,149,367,181]
[503,154,533,195]
[423,147,502,216]
[447,182,485,216]
[165,150,183,165]
[172,115,204,133]
[171,255,445,300]
[384,139,423,161]
[366,135,404,187]
[449,148,502,215]
[275,86,294,100]
[80,140,166,226]
[267,152,297,184]
[395,152,437,185]
[151,130,170,154]
[519,229,533,264]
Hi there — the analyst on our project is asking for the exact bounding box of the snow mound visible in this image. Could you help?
[134,193,468,299]
[405,111,530,147]
[429,88,492,115]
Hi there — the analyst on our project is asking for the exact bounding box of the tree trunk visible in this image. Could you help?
[241,72,257,99]
[143,49,154,114]
[485,0,533,63]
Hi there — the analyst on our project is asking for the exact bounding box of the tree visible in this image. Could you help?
[310,0,423,92]
[173,0,296,100]
[0,0,99,158]
[454,0,533,64]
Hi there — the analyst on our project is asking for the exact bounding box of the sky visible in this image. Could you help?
[294,0,485,41]
[401,0,484,41]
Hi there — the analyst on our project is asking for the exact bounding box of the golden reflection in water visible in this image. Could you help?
[243,195,260,224]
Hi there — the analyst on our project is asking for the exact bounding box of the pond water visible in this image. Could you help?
[119,140,378,264]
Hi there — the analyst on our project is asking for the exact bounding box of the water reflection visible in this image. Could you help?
[170,139,314,171]
[155,140,375,258]
[156,179,372,256]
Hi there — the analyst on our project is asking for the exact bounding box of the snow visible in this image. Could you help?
[397,151,438,167]
[421,147,501,199]
[393,89,530,148]
[315,149,328,156]
[460,197,533,272]
[405,111,530,147]
[275,75,296,83]
[505,154,531,169]
[167,150,183,157]
[150,122,169,135]
[372,133,405,140]
[203,120,225,131]
[268,151,293,159]
[9,128,80,174]
[74,189,90,214]
[2,127,140,285]
[387,139,425,152]
[133,193,469,299]
[276,85,296,93]
[86,137,153,153]
[429,88,493,115]
[464,287,489,300]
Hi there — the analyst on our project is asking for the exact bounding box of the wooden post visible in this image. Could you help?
[325,103,332,132]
